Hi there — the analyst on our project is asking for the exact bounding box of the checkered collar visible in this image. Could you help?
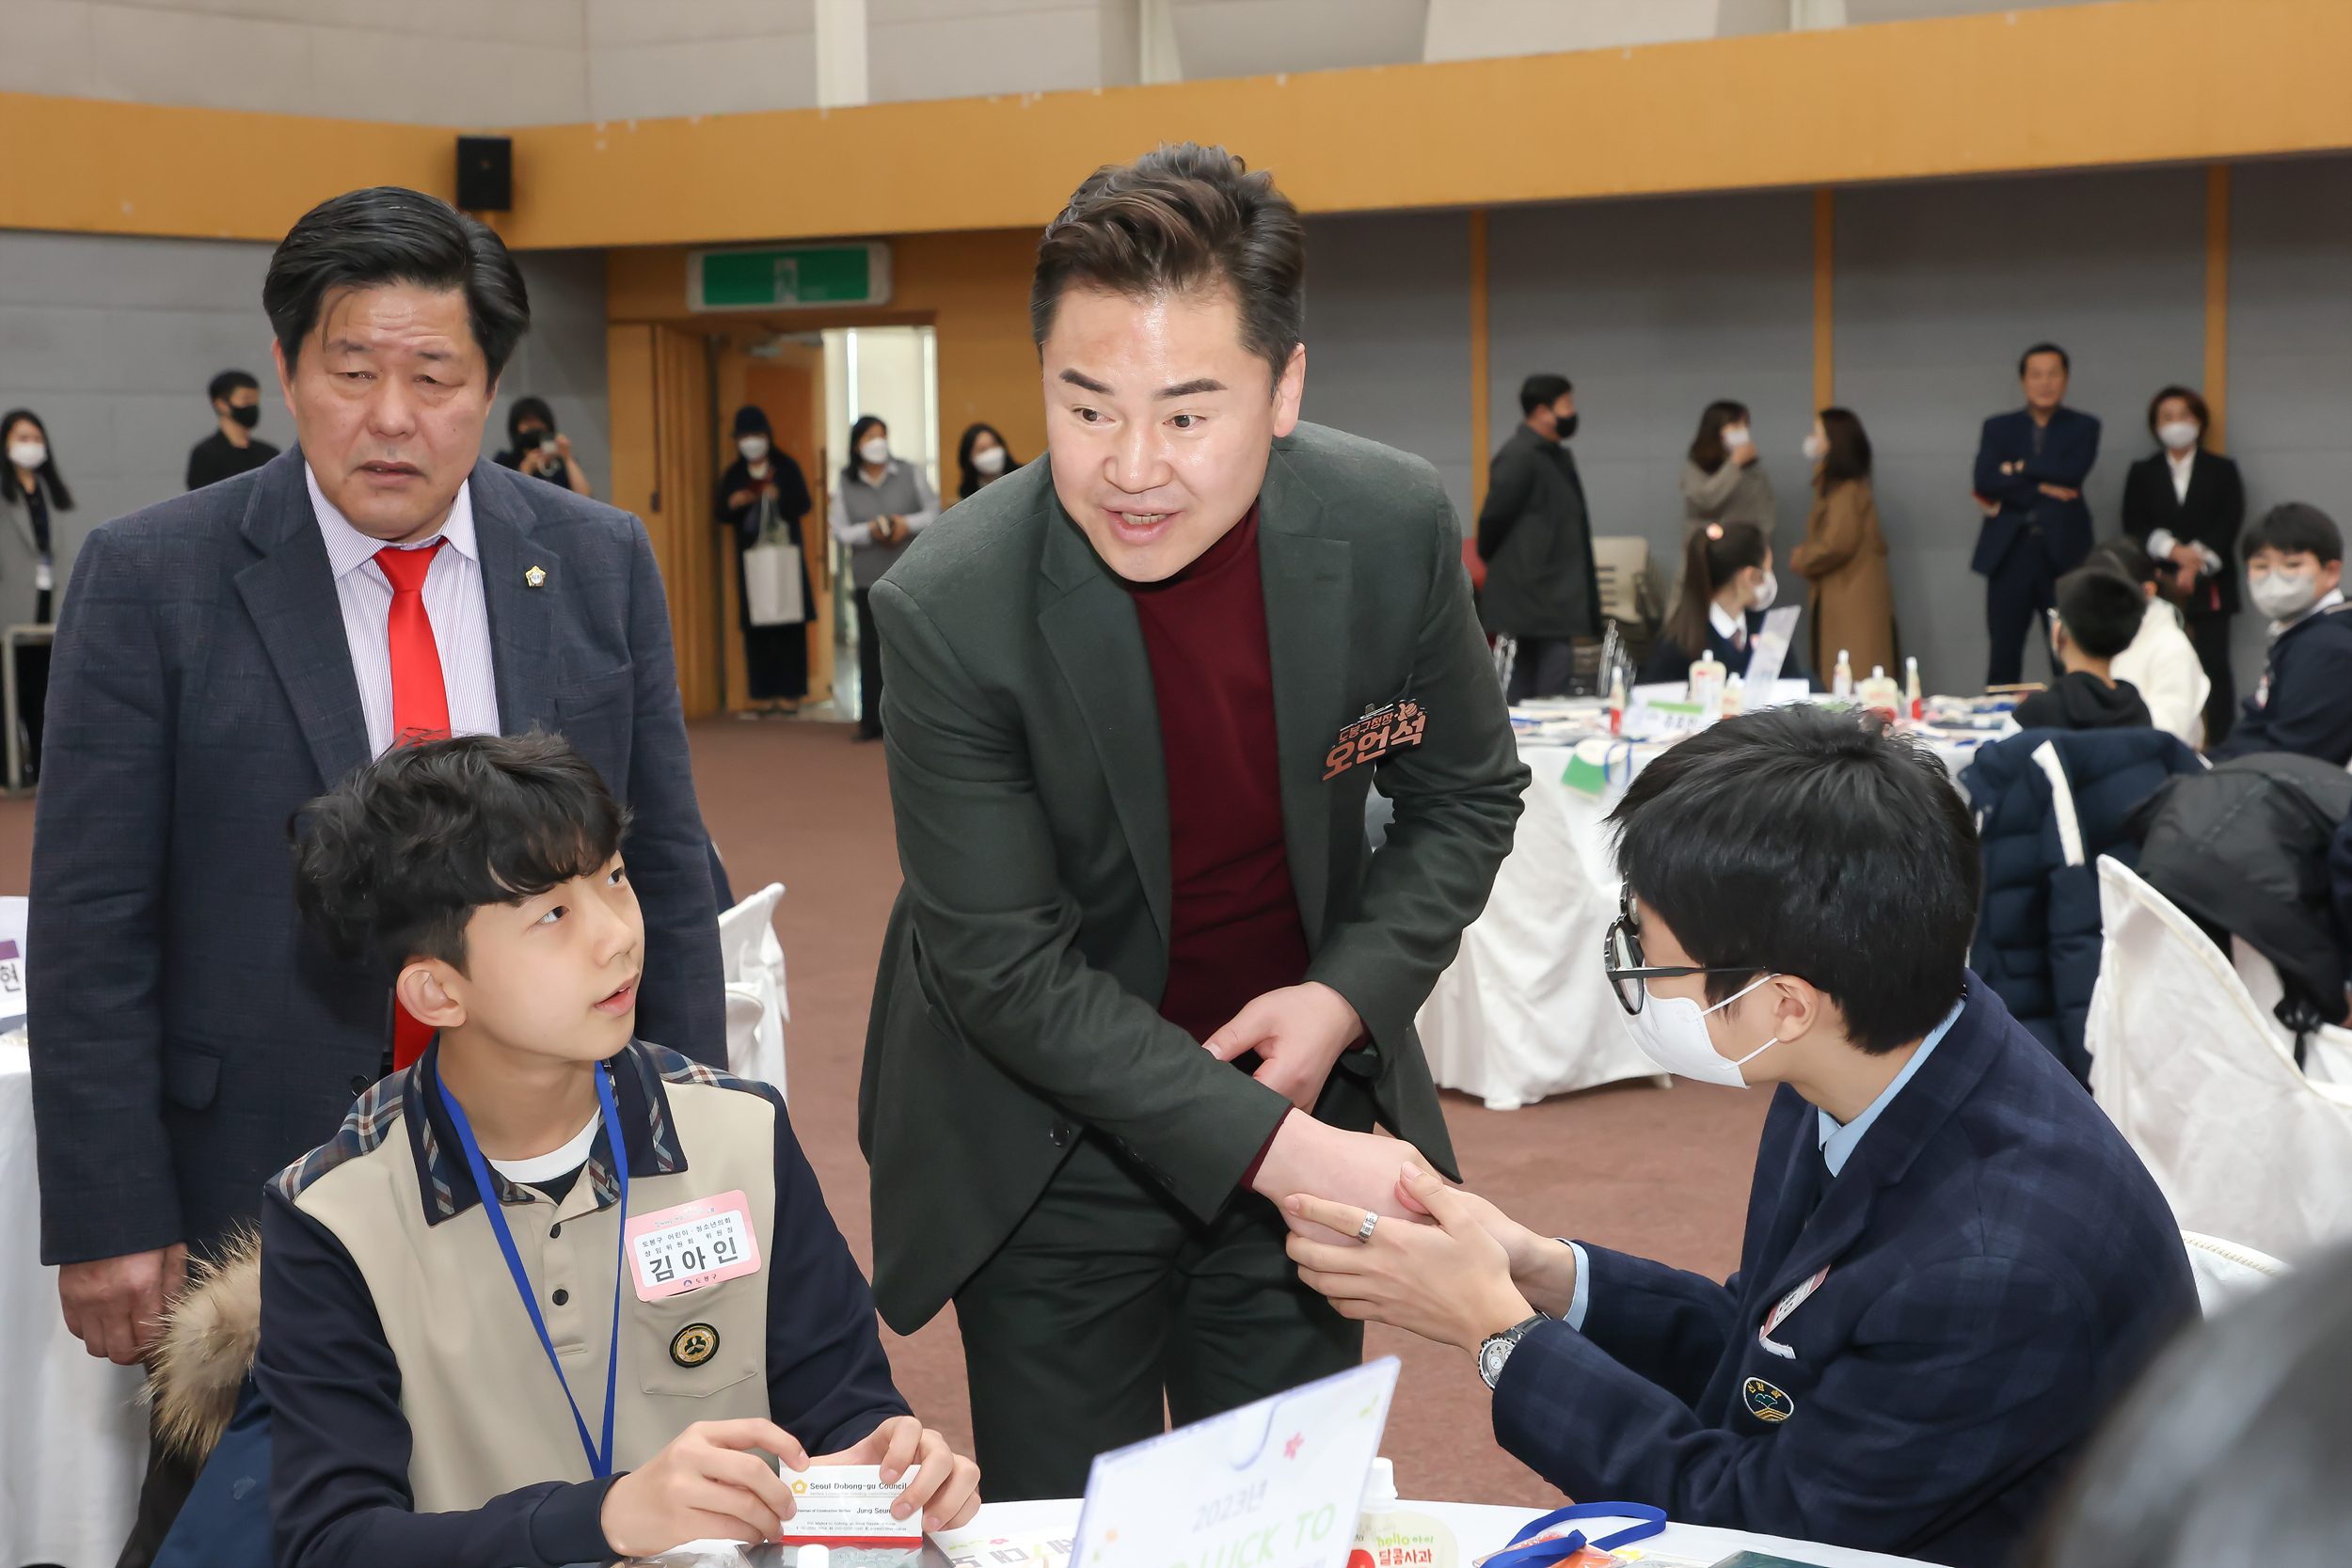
[404,1037,690,1226]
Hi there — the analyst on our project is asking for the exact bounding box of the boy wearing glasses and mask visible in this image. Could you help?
[2208,502,2352,766]
[1280,707,2194,1568]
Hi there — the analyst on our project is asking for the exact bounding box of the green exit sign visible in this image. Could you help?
[688,242,892,311]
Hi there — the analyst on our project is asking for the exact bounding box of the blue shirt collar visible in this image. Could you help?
[1817,995,1966,1178]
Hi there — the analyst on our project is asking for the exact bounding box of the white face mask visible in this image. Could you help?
[738,436,770,462]
[7,441,46,472]
[2156,420,2201,452]
[859,437,891,467]
[1802,433,1828,462]
[2249,567,2321,623]
[1622,972,1783,1088]
[1749,568,1778,611]
[972,445,1008,476]
[1720,425,1751,451]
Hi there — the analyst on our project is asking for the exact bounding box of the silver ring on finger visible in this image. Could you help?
[1356,1211,1379,1241]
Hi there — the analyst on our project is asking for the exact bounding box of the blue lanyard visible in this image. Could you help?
[1478,1502,1667,1568]
[438,1058,630,1479]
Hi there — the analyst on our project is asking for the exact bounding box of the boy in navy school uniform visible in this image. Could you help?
[1279,705,2197,1568]
[258,732,979,1567]
[2209,501,2352,766]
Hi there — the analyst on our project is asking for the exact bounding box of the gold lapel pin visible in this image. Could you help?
[524,565,547,588]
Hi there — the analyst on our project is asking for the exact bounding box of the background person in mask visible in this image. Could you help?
[828,414,937,740]
[185,369,280,491]
[491,394,593,497]
[2,408,70,781]
[716,404,817,713]
[2208,502,2352,766]
[1280,705,2195,1568]
[1638,520,1806,687]
[955,420,1017,501]
[2120,386,2241,746]
[1679,399,1775,539]
[1788,407,1894,680]
[1478,372,1599,701]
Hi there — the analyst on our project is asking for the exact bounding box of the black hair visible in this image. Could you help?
[2086,538,2159,592]
[263,186,531,383]
[1519,373,1572,417]
[956,421,1016,500]
[2033,1242,2352,1568]
[2054,565,2147,660]
[2145,384,2210,443]
[1606,705,1979,1053]
[208,369,260,405]
[505,395,556,446]
[291,731,628,974]
[1688,400,1747,475]
[1663,520,1769,660]
[1817,406,1872,487]
[0,409,73,511]
[2240,502,2343,565]
[2019,341,2071,377]
[1032,142,1305,392]
[734,405,772,438]
[842,415,888,488]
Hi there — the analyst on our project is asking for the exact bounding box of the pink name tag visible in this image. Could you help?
[624,1190,762,1302]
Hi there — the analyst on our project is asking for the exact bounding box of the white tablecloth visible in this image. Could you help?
[933,1495,1916,1566]
[1419,729,1982,1111]
[0,1042,148,1567]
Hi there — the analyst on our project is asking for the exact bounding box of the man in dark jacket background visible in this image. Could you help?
[1972,343,2100,688]
[1478,372,1600,701]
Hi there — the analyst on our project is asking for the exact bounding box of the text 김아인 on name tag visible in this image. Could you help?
[624,1189,762,1302]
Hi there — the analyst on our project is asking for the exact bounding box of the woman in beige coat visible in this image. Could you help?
[1788,406,1896,679]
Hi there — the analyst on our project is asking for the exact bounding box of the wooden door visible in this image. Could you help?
[714,347,834,709]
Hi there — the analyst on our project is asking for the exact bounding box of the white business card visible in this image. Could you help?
[777,1465,924,1546]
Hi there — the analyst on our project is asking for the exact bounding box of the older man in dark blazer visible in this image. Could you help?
[859,146,1525,1501]
[29,188,723,1551]
[1972,342,2101,688]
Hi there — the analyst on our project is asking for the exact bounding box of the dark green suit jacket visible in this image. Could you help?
[856,421,1528,1333]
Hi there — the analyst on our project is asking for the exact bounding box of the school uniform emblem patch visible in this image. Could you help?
[1743,1376,1795,1423]
[670,1323,720,1368]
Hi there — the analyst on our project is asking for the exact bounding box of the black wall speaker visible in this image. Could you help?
[455,136,513,213]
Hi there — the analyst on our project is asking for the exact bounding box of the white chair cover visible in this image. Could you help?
[716,882,789,1098]
[2179,1229,2290,1317]
[2088,856,2352,1261]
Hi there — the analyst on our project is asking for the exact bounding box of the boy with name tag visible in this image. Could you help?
[1283,707,2197,1567]
[257,733,979,1566]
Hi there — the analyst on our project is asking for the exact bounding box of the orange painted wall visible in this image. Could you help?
[7,1,2352,251]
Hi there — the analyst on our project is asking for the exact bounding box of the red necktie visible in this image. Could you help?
[375,540,448,1069]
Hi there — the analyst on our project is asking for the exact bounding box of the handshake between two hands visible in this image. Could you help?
[1206,982,1573,1357]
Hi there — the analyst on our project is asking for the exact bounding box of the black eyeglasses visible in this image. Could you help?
[1602,886,1765,1016]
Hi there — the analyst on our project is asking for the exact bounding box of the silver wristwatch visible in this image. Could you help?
[1478,1312,1549,1390]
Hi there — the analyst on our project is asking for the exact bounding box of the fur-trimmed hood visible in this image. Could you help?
[147,1227,261,1463]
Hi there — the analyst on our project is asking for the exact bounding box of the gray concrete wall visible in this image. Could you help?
[2222,154,2352,699]
[1298,210,1476,526]
[1834,166,2206,694]
[0,230,610,595]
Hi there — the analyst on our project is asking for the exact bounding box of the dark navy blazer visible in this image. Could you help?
[2208,599,2352,767]
[1491,974,2195,1568]
[1971,406,2100,578]
[1637,608,1817,689]
[29,450,725,1267]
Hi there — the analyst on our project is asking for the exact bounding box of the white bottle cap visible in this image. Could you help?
[1363,1455,1400,1512]
[1872,666,1885,678]
[1837,649,1850,662]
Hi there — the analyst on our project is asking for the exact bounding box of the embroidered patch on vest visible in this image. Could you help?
[670,1323,721,1368]
[1743,1376,1795,1423]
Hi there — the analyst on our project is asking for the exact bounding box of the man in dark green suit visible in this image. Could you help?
[857,143,1526,1499]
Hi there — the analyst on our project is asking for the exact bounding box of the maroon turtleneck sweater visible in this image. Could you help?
[1123,504,1312,1045]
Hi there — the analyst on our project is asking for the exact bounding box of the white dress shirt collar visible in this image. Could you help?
[2166,446,2196,501]
[306,465,478,577]
[1708,600,1743,643]
[2275,585,2346,638]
